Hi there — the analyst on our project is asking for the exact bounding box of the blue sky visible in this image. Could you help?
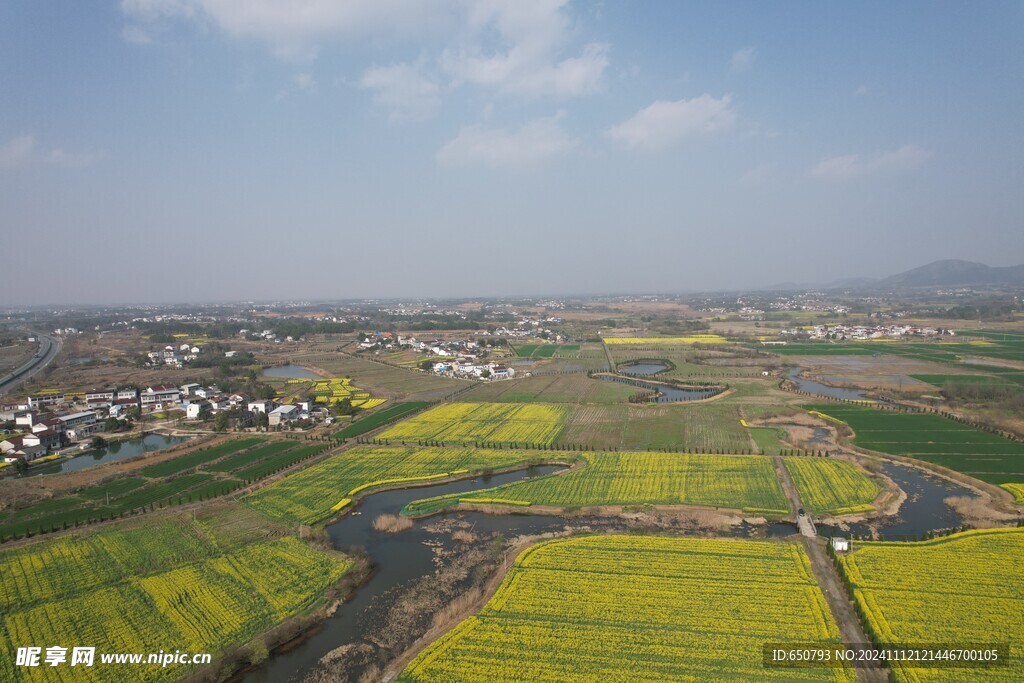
[1,1,1022,305]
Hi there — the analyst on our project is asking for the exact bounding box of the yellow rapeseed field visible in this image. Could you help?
[0,524,350,683]
[783,457,879,516]
[379,402,568,445]
[602,334,730,345]
[837,527,1024,683]
[401,535,852,682]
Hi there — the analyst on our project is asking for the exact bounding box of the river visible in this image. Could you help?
[243,465,808,683]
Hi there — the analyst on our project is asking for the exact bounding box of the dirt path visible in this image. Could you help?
[774,455,818,536]
[803,537,887,683]
[601,342,614,372]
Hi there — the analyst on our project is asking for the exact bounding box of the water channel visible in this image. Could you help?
[599,362,722,403]
[619,361,670,376]
[7,433,192,478]
[817,460,978,541]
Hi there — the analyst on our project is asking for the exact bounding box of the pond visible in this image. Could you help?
[243,466,803,682]
[619,361,669,376]
[10,434,192,478]
[262,364,321,380]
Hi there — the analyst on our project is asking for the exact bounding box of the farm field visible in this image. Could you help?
[804,404,1024,485]
[783,457,879,515]
[836,528,1024,682]
[407,451,790,516]
[0,511,351,683]
[603,334,730,345]
[557,401,760,452]
[771,338,1024,366]
[461,373,636,404]
[749,426,787,453]
[400,535,852,683]
[291,352,465,400]
[0,438,327,541]
[332,401,431,439]
[911,373,1024,389]
[379,402,568,446]
[244,446,542,525]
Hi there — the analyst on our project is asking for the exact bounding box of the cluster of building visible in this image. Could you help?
[798,324,952,341]
[358,333,491,358]
[431,360,515,380]
[147,344,204,368]
[0,383,324,463]
[238,329,303,344]
[1,409,102,461]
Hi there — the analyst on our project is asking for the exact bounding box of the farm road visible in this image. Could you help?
[803,537,887,683]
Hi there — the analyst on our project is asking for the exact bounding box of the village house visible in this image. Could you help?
[268,404,302,426]
[185,401,211,420]
[141,385,181,409]
[247,399,276,414]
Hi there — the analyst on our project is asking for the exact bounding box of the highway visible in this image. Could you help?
[0,333,61,396]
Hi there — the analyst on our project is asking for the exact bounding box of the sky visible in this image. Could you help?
[1,1,1022,306]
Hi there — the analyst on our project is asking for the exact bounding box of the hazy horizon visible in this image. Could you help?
[2,1,1023,306]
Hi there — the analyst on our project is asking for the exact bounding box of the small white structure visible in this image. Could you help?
[831,537,850,553]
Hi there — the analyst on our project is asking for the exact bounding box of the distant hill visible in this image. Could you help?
[879,259,1024,288]
[754,259,1024,292]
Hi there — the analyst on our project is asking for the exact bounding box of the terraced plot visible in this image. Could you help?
[805,404,1024,485]
[379,402,568,446]
[836,528,1024,682]
[783,457,879,515]
[405,451,789,516]
[245,446,541,525]
[400,535,851,683]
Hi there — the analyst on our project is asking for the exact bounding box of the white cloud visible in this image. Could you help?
[123,1,609,97]
[853,83,869,97]
[0,134,97,170]
[443,1,608,97]
[121,0,442,60]
[0,135,36,169]
[292,73,317,93]
[811,145,930,181]
[437,114,575,168]
[606,95,736,151]
[730,46,756,70]
[361,62,440,122]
